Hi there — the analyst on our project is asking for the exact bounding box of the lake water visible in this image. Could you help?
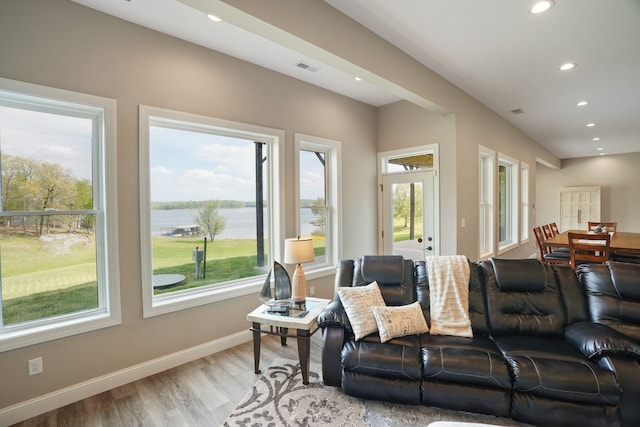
[151,207,321,238]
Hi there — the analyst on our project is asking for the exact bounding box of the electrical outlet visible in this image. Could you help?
[28,357,43,376]
[309,286,316,296]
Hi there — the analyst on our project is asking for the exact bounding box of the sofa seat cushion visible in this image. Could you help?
[421,335,511,390]
[341,335,422,381]
[494,336,621,406]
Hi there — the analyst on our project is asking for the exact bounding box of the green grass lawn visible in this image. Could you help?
[393,217,424,242]
[2,232,326,324]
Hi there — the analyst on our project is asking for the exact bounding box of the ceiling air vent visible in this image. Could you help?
[295,62,319,72]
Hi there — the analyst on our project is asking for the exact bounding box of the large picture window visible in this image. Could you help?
[0,78,119,351]
[294,134,341,274]
[139,106,284,317]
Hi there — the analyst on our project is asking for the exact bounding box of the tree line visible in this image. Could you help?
[1,153,93,235]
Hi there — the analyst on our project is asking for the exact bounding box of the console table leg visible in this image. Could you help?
[297,328,311,385]
[252,322,261,374]
[280,327,288,346]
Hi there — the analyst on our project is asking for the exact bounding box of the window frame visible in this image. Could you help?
[0,77,120,352]
[478,146,495,259]
[139,105,285,318]
[497,153,519,253]
[294,133,342,278]
[520,162,530,243]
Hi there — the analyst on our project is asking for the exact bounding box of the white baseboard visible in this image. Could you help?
[0,330,251,426]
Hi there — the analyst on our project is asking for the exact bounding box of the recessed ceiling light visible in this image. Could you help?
[586,123,596,127]
[531,1,555,14]
[354,76,362,81]
[577,101,589,107]
[593,137,601,141]
[597,147,604,151]
[599,153,606,156]
[560,62,577,71]
[207,14,222,22]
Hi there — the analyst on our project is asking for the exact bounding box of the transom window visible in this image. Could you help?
[0,78,119,351]
[139,106,284,317]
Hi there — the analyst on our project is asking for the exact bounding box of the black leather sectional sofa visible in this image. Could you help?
[318,256,640,427]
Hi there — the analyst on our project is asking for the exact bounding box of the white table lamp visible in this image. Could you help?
[284,237,315,304]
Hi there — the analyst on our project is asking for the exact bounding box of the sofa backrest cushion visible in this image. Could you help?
[482,258,567,337]
[416,259,490,336]
[492,258,546,292]
[362,255,404,283]
[578,261,640,342]
[334,256,416,307]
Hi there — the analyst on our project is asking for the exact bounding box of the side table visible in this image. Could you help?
[247,297,330,385]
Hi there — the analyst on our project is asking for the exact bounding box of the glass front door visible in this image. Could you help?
[381,171,435,259]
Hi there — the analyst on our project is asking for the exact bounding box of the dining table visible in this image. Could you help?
[543,230,640,254]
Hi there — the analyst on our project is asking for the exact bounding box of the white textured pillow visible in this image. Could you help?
[372,301,429,343]
[338,281,386,340]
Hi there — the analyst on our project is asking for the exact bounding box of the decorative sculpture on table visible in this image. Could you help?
[259,260,291,313]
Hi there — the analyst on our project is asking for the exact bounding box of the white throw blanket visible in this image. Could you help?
[427,255,473,337]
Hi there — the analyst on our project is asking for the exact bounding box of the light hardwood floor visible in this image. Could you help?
[12,333,323,426]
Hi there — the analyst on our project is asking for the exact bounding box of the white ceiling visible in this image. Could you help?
[71,0,640,160]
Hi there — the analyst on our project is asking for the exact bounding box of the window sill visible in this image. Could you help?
[497,241,519,255]
[0,310,121,353]
[143,279,263,318]
[304,264,336,281]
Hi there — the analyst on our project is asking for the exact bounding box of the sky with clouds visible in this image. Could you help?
[1,106,325,203]
[0,106,93,181]
[150,126,324,203]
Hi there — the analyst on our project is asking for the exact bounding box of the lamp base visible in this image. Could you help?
[291,263,307,304]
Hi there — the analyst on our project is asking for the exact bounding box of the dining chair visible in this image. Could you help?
[533,227,569,264]
[587,221,617,233]
[541,224,553,239]
[545,222,569,253]
[568,231,611,270]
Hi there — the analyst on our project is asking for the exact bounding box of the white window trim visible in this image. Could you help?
[478,146,495,260]
[497,153,519,254]
[520,162,530,243]
[139,105,285,318]
[294,133,342,278]
[0,78,120,352]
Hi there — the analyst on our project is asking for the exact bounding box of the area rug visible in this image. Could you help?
[223,358,532,426]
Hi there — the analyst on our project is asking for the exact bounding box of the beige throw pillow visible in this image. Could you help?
[338,281,386,340]
[372,301,429,343]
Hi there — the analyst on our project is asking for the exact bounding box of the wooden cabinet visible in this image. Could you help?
[560,186,601,231]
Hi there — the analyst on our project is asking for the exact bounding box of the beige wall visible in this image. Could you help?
[0,0,377,411]
[376,101,458,255]
[537,153,640,232]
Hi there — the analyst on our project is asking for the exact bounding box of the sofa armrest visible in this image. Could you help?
[565,321,640,360]
[318,300,353,334]
[317,301,351,387]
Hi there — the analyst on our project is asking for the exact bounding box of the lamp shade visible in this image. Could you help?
[284,237,315,264]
